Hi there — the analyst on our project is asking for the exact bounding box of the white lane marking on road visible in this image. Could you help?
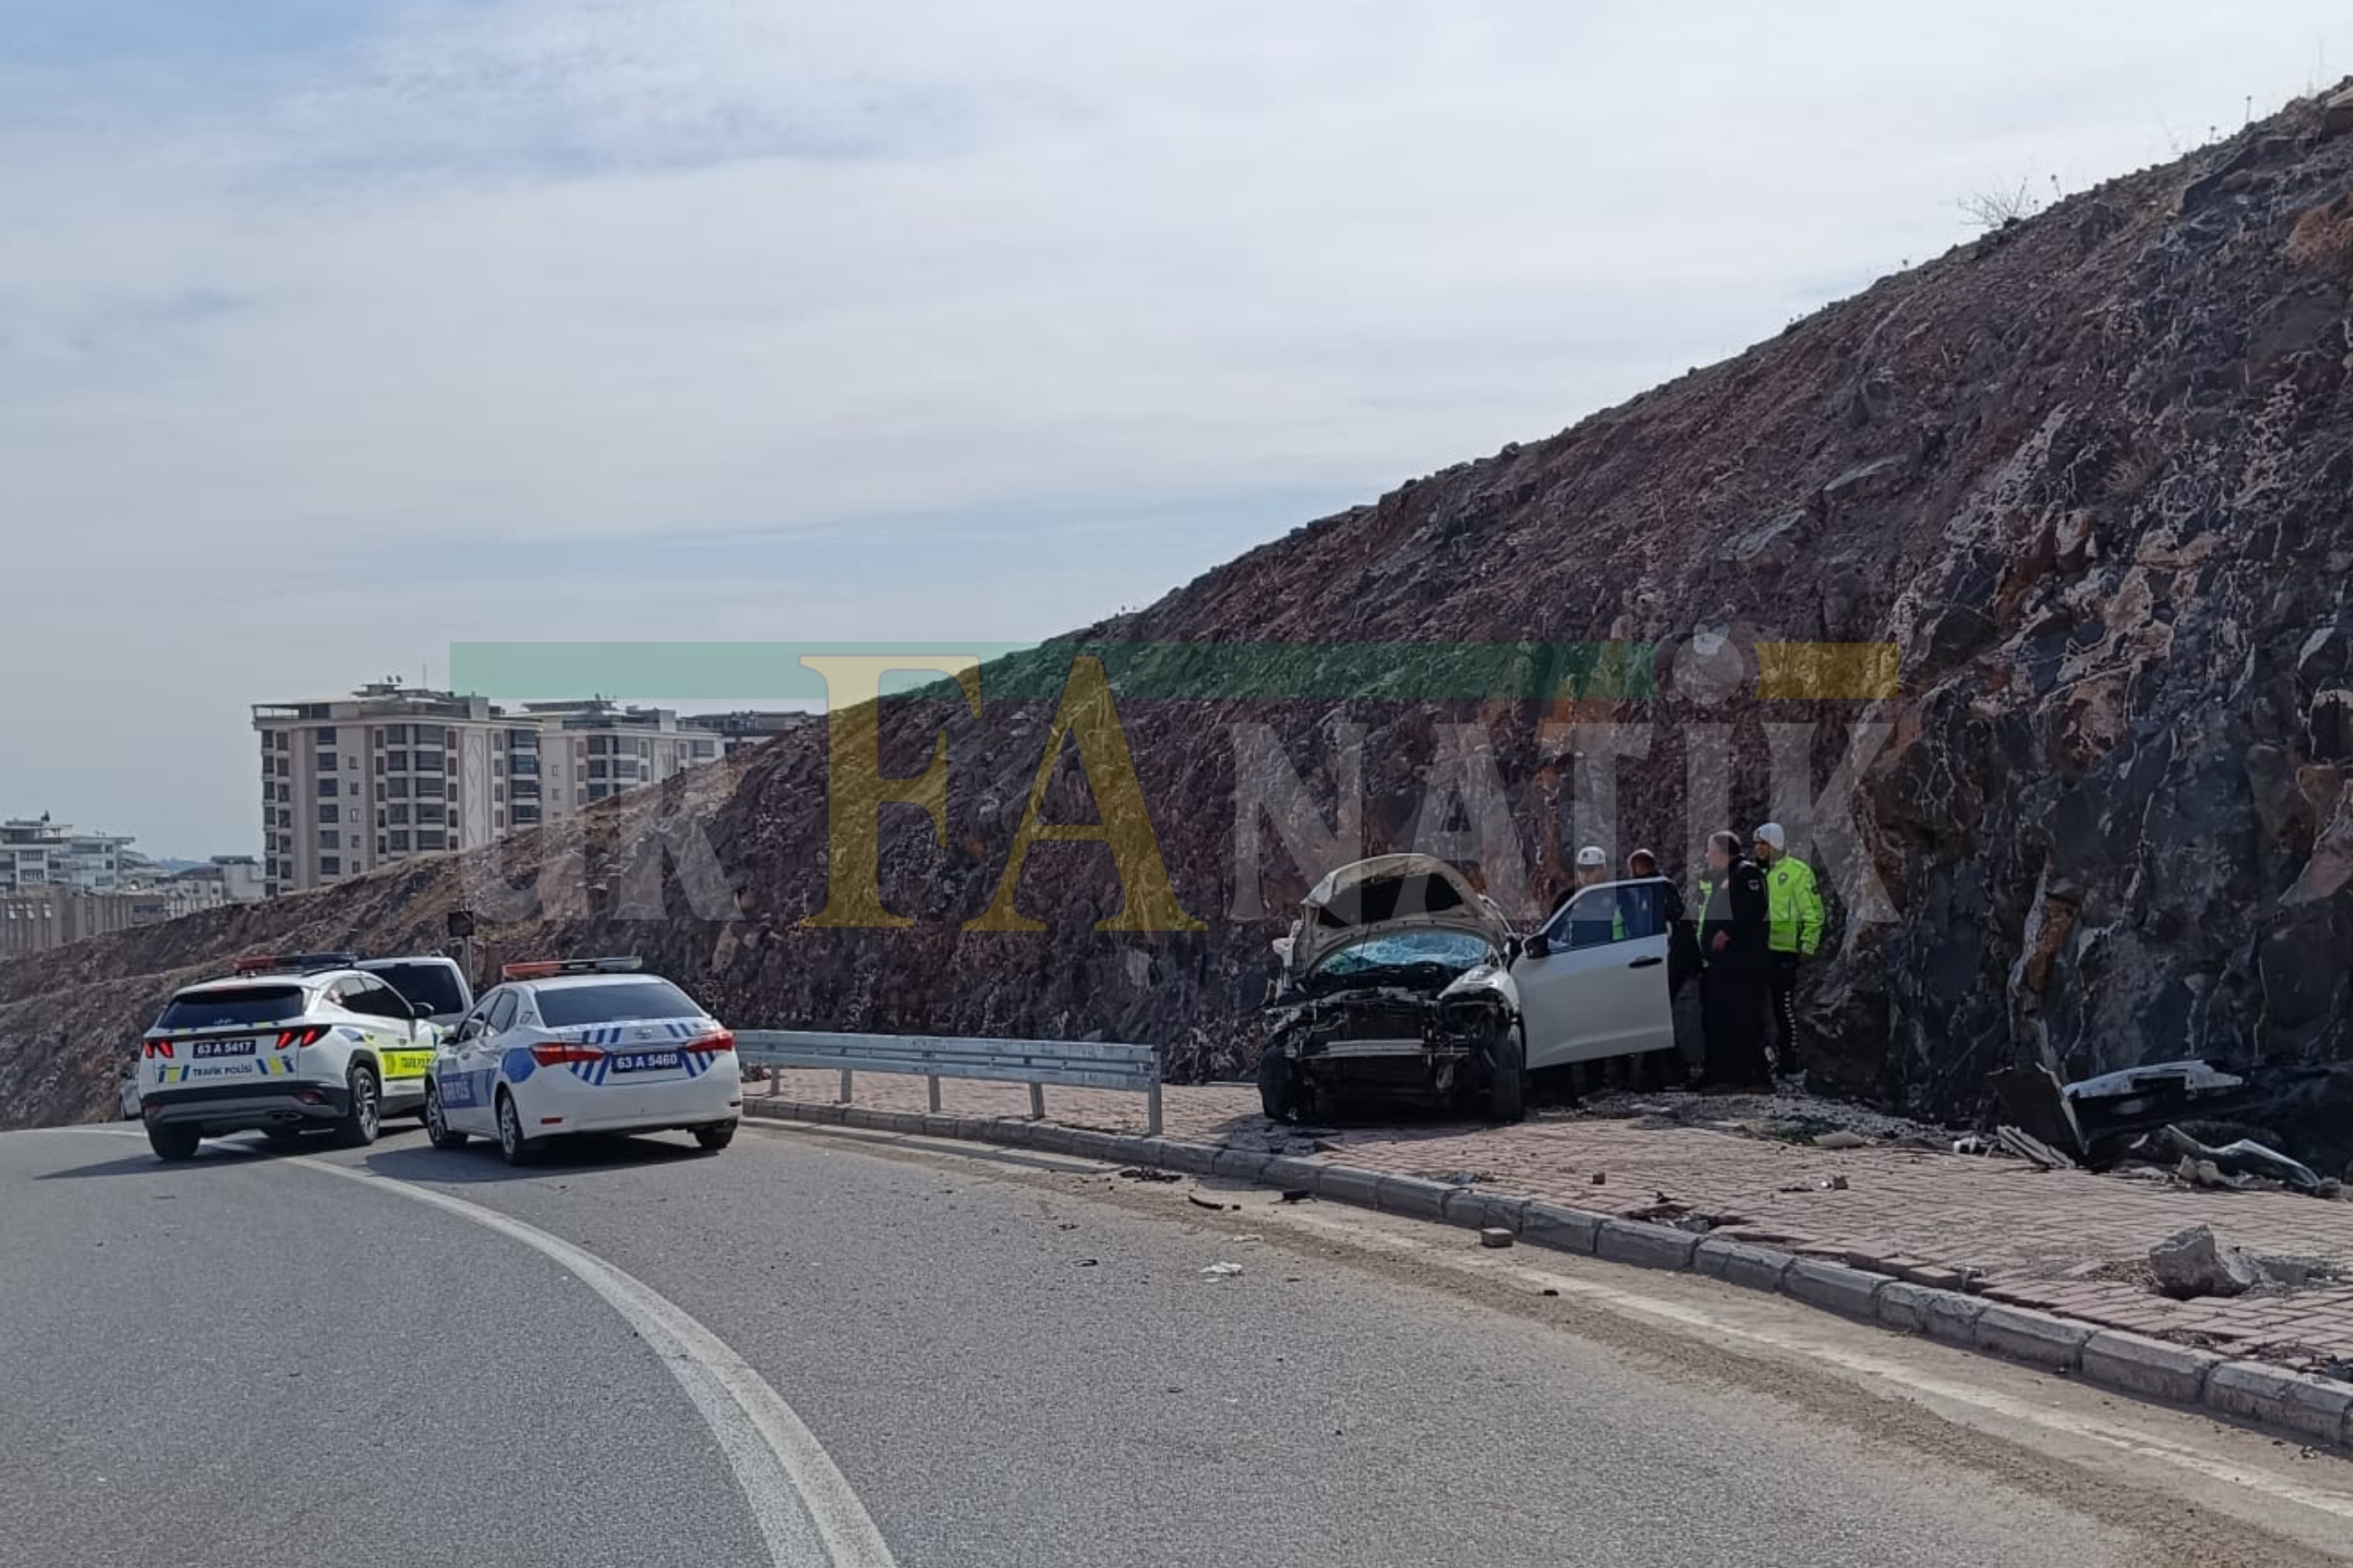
[1272,1203,2353,1523]
[299,1157,900,1568]
[74,1131,894,1568]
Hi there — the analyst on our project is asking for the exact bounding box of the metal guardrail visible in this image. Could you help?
[734,1030,1164,1136]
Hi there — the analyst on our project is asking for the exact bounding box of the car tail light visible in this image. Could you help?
[141,1038,175,1060]
[529,1042,605,1067]
[681,1029,734,1055]
[275,1026,328,1050]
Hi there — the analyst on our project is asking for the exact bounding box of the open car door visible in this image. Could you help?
[1516,879,1676,1070]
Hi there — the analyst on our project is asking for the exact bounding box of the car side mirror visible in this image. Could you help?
[412,1000,437,1020]
[1522,932,1552,962]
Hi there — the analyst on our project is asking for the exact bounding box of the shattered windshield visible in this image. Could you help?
[1304,931,1494,988]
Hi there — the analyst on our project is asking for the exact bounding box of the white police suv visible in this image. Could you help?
[424,958,741,1164]
[137,953,444,1161]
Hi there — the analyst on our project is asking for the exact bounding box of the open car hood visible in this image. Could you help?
[1284,855,1512,977]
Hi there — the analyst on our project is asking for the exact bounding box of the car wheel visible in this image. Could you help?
[495,1090,537,1166]
[146,1123,201,1162]
[1256,1048,1295,1121]
[1485,1021,1527,1125]
[424,1085,468,1150]
[336,1064,382,1149]
[692,1121,737,1152]
[260,1127,305,1152]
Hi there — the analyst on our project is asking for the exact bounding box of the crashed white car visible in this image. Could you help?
[1258,855,1681,1123]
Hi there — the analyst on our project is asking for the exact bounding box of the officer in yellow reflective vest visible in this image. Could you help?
[1751,823,1825,1076]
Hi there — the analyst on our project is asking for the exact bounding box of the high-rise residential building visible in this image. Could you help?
[253,687,745,896]
[0,817,136,894]
[514,701,722,810]
[253,683,535,897]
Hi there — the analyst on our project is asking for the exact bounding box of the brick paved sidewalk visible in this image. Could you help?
[754,1069,2353,1376]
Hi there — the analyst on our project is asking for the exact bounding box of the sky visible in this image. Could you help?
[1,0,2347,856]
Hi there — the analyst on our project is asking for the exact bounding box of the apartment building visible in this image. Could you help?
[680,709,815,758]
[0,817,136,894]
[253,687,740,896]
[253,685,523,896]
[514,701,721,810]
[156,856,266,917]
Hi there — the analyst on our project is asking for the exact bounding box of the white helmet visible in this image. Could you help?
[1575,845,1608,869]
[1753,823,1787,852]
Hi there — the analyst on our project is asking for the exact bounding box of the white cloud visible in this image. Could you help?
[2,0,2347,850]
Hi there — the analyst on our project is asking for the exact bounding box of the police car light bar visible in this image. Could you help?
[501,957,645,980]
[232,952,360,975]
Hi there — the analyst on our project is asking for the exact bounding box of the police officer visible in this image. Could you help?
[1696,830,1771,1089]
[1751,823,1824,1078]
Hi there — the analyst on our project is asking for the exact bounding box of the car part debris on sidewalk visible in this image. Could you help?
[1996,1126,2079,1170]
[2151,1126,2324,1194]
[1200,1261,1244,1279]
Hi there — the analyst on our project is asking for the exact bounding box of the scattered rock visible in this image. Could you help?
[1200,1261,1245,1279]
[1591,1172,1608,1186]
[2150,1224,2260,1300]
[1813,1130,1870,1151]
[1277,1190,1313,1204]
[1117,1167,1181,1184]
[1479,1228,1516,1249]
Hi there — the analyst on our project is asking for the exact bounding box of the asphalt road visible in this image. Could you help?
[2,1118,2342,1568]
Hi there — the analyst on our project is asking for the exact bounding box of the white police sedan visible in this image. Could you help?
[423,958,741,1164]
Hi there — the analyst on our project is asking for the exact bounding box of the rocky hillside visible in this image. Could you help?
[11,90,2353,1131]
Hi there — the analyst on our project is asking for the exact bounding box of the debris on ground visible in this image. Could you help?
[1997,1126,2079,1170]
[2146,1224,2342,1300]
[1811,1130,1870,1152]
[1952,1135,1992,1156]
[1188,1191,1240,1212]
[1116,1167,1182,1184]
[2151,1225,2260,1300]
[1425,1170,1494,1188]
[1822,1174,1850,1192]
[2151,1126,2324,1193]
[1479,1228,1515,1249]
[1590,1172,1607,1186]
[1200,1261,1245,1279]
[1277,1189,1313,1204]
[1579,1088,1959,1147]
[1624,1193,1749,1233]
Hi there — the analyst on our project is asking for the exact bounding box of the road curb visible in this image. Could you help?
[741,1098,2350,1449]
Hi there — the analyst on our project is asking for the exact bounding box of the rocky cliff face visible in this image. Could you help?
[10,93,2353,1131]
